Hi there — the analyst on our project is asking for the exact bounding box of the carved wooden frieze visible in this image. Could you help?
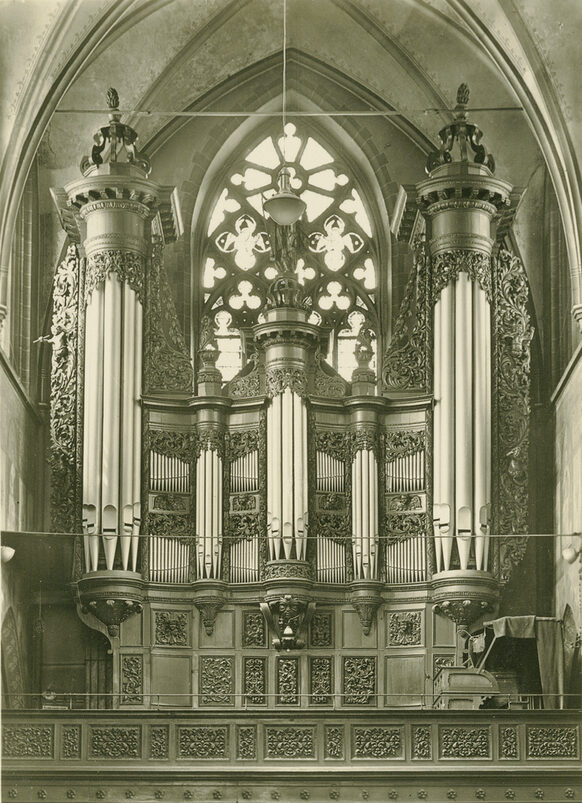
[154,611,189,646]
[232,494,256,512]
[3,726,54,758]
[178,727,228,759]
[439,727,490,759]
[199,657,234,706]
[499,726,519,759]
[433,655,455,676]
[325,726,344,759]
[237,726,257,760]
[277,656,299,704]
[310,613,333,648]
[244,657,266,705]
[121,655,143,704]
[90,727,141,759]
[352,726,402,758]
[387,611,422,646]
[343,657,376,705]
[150,727,169,760]
[412,726,432,760]
[144,239,192,393]
[243,612,266,647]
[382,235,430,391]
[309,656,333,705]
[61,726,81,759]
[314,430,349,461]
[264,727,315,759]
[526,727,578,759]
[492,249,533,581]
[227,429,260,462]
[49,244,82,535]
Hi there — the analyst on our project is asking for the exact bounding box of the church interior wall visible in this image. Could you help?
[1,2,581,798]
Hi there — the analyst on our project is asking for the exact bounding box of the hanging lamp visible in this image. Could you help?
[262,0,306,226]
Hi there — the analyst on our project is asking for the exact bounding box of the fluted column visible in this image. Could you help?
[51,90,182,648]
[79,204,148,574]
[195,427,224,580]
[259,308,313,567]
[417,83,513,631]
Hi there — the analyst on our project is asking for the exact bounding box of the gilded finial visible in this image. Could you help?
[425,82,495,174]
[456,83,470,107]
[80,88,151,177]
[106,87,119,110]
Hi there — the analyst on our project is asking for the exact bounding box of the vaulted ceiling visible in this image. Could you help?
[1,0,581,340]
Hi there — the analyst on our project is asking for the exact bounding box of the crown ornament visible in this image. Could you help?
[426,83,495,174]
[80,88,151,176]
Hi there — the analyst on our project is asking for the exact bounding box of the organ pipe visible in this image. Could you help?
[351,447,378,580]
[195,446,223,580]
[82,266,143,574]
[266,389,309,562]
[432,268,493,573]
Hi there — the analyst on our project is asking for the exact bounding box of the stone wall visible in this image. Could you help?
[554,345,582,631]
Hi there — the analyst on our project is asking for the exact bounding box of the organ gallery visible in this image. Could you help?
[1,2,581,801]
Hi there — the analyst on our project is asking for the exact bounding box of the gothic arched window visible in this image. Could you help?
[200,123,379,382]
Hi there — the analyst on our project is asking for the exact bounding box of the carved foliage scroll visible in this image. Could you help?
[3,726,54,758]
[121,655,143,704]
[388,612,422,646]
[383,236,430,391]
[343,656,376,705]
[244,657,266,705]
[432,249,492,301]
[90,727,141,759]
[352,726,402,758]
[310,657,333,705]
[265,727,315,759]
[492,250,533,581]
[199,657,233,706]
[154,611,189,646]
[50,244,82,534]
[85,250,144,303]
[243,612,266,647]
[144,238,193,393]
[178,727,228,758]
[277,657,299,704]
[266,367,307,398]
[439,727,490,758]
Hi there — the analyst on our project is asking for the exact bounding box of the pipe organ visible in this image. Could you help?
[149,451,190,493]
[77,197,148,577]
[351,444,379,580]
[195,445,223,579]
[49,85,531,707]
[386,449,425,493]
[230,451,259,492]
[316,450,347,583]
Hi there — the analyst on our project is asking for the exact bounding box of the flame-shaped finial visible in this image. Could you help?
[425,82,495,174]
[80,88,151,176]
[456,83,470,107]
[106,87,119,110]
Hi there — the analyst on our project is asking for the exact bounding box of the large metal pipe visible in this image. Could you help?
[455,272,473,570]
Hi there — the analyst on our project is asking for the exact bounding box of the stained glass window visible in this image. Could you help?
[201,123,378,382]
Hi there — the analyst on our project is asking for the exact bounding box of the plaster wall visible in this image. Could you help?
[554,346,582,630]
[0,357,45,701]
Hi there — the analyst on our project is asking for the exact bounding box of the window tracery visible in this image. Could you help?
[200,123,379,383]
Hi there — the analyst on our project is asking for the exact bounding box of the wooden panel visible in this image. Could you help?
[342,610,377,648]
[199,610,234,648]
[432,609,456,647]
[385,655,425,707]
[150,654,191,707]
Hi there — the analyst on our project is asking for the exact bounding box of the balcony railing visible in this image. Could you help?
[3,708,580,768]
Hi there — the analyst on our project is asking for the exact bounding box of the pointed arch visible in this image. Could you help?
[187,89,394,382]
